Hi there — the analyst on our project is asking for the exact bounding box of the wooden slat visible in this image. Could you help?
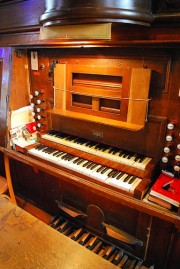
[48,108,144,131]
[127,68,151,126]
[54,63,66,109]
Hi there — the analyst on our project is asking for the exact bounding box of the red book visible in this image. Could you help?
[150,174,180,207]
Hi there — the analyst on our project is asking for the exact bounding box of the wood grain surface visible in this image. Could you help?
[0,196,116,269]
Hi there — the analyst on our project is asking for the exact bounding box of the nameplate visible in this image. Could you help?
[40,23,111,40]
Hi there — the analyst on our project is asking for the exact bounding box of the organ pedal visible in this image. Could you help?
[49,203,152,269]
[56,200,143,247]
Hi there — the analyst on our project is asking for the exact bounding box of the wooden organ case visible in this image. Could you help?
[0,1,180,269]
[4,46,178,269]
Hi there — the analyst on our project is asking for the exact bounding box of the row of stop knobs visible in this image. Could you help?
[30,90,47,129]
[162,121,180,175]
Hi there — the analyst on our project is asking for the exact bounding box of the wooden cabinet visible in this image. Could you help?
[7,152,180,269]
[0,1,179,269]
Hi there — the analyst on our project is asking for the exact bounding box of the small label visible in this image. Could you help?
[31,51,38,70]
[92,130,103,138]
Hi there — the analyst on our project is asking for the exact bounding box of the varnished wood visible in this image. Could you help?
[10,50,29,111]
[0,195,117,269]
[127,68,151,126]
[3,147,179,226]
[54,63,66,109]
[3,147,180,268]
[40,0,153,27]
[48,108,144,131]
[50,113,166,160]
[16,195,52,224]
[2,46,178,269]
[4,154,16,204]
[0,2,179,268]
[0,175,8,194]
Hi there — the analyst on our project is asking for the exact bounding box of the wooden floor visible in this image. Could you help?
[0,195,118,269]
[16,196,52,224]
[9,195,150,269]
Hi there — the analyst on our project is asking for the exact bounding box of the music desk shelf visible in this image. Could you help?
[0,196,116,269]
[48,109,144,131]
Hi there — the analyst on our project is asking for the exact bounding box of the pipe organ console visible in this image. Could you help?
[0,1,180,269]
[1,45,177,269]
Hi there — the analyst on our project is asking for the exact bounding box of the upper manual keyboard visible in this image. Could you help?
[42,130,152,170]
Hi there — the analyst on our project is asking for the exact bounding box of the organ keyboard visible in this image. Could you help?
[42,130,152,170]
[26,130,155,200]
[28,144,142,194]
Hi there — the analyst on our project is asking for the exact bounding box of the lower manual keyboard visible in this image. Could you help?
[28,144,142,193]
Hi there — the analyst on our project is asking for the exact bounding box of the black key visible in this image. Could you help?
[62,224,75,236]
[82,161,91,167]
[134,154,145,163]
[100,167,109,174]
[76,158,85,165]
[127,259,137,269]
[85,141,98,148]
[112,250,124,265]
[52,151,60,156]
[123,174,132,182]
[129,176,137,184]
[56,152,65,157]
[90,163,99,170]
[117,254,128,267]
[134,260,143,268]
[91,240,103,253]
[108,170,118,178]
[86,162,93,169]
[116,172,125,179]
[109,147,120,154]
[65,135,76,141]
[35,144,47,150]
[50,216,63,228]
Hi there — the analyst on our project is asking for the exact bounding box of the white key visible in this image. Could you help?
[67,157,82,171]
[74,160,91,173]
[91,167,113,182]
[129,177,142,192]
[133,157,151,169]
